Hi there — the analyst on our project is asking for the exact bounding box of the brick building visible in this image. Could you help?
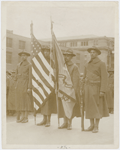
[6,30,114,73]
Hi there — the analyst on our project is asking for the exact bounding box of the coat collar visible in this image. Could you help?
[20,60,29,66]
[66,60,73,66]
[89,57,100,64]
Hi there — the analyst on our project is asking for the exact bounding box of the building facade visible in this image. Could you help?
[44,35,114,72]
[6,30,31,71]
[6,30,114,73]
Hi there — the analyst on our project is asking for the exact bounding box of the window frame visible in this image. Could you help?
[19,40,26,50]
[6,37,12,48]
[6,51,12,64]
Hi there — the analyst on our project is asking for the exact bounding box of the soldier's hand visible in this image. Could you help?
[27,89,31,93]
[99,91,104,97]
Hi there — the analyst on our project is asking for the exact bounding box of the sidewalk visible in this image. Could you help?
[6,113,114,145]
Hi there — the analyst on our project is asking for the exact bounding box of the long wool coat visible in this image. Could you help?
[106,75,114,109]
[15,60,32,111]
[7,77,16,111]
[59,60,81,118]
[83,57,109,119]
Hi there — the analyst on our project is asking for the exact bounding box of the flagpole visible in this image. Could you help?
[30,21,36,125]
[51,19,60,128]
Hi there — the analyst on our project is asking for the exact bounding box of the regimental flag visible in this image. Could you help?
[31,33,55,114]
[51,24,76,119]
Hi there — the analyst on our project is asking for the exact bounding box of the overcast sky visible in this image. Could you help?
[6,2,115,40]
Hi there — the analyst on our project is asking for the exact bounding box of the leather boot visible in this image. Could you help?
[19,111,25,122]
[22,111,28,123]
[85,119,94,131]
[45,115,51,127]
[58,117,68,129]
[37,115,47,126]
[92,119,100,133]
[16,111,21,123]
[67,119,72,130]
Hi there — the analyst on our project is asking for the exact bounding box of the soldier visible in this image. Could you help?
[37,46,56,127]
[16,51,32,123]
[83,47,109,133]
[58,49,81,130]
[7,70,16,115]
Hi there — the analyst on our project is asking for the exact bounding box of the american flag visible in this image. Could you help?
[31,34,55,113]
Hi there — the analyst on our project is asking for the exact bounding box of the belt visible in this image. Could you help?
[85,78,100,86]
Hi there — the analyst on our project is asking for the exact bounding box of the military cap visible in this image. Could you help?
[18,50,30,56]
[63,49,76,57]
[87,47,101,55]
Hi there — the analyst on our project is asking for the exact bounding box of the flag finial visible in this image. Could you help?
[30,21,33,35]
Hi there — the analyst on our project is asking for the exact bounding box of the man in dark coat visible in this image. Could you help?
[83,47,109,133]
[58,49,81,130]
[37,46,56,127]
[16,51,32,123]
[7,70,16,115]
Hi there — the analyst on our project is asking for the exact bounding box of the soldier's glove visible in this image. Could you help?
[27,89,32,94]
[99,91,104,97]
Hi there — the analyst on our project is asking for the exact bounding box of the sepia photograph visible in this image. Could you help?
[1,1,119,149]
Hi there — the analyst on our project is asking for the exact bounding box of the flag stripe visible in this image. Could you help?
[33,86,45,103]
[32,90,43,104]
[38,52,54,74]
[33,97,41,110]
[34,102,39,110]
[36,54,50,76]
[35,54,54,82]
[32,75,49,97]
[32,79,46,99]
[32,61,54,91]
[32,67,51,94]
[32,57,54,88]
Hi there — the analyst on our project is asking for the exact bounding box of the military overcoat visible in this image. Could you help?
[7,77,16,111]
[83,57,109,119]
[15,60,33,111]
[106,75,114,109]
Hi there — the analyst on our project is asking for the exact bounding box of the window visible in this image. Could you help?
[94,40,98,45]
[81,42,83,46]
[64,43,66,47]
[6,52,12,64]
[59,42,66,47]
[6,37,12,48]
[86,41,88,46]
[19,40,26,49]
[81,41,88,46]
[70,42,77,47]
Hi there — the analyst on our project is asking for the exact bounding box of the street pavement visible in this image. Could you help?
[6,113,114,145]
